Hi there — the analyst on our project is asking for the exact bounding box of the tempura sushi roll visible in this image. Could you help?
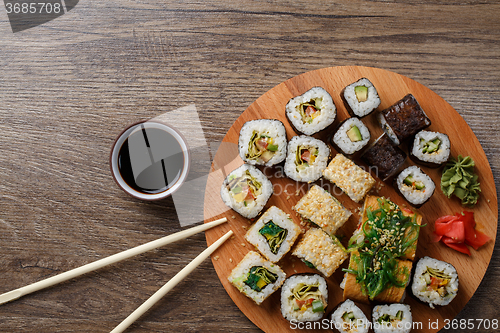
[245,206,301,263]
[377,94,431,145]
[280,274,328,322]
[285,87,336,135]
[410,130,451,168]
[372,304,413,333]
[220,164,273,219]
[238,119,287,166]
[342,78,381,118]
[293,185,352,236]
[395,166,435,207]
[322,154,375,203]
[331,299,369,333]
[284,135,330,183]
[411,256,459,309]
[292,228,348,277]
[331,117,371,157]
[362,133,406,182]
[228,251,286,305]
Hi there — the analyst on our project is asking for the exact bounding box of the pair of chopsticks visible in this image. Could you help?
[0,218,232,333]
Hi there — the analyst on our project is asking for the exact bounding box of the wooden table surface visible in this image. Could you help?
[0,1,499,332]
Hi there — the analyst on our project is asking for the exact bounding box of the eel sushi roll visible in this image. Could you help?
[411,256,459,309]
[238,119,287,166]
[362,133,407,182]
[377,94,431,145]
[410,130,451,168]
[285,87,337,135]
[331,117,371,157]
[280,274,328,322]
[331,299,369,333]
[220,164,273,219]
[228,251,286,305]
[342,78,381,118]
[284,135,330,183]
[245,206,301,263]
[395,166,435,207]
[372,304,413,333]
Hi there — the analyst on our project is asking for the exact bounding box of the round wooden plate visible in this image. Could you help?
[204,66,497,333]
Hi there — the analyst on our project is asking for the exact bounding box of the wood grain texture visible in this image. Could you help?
[0,1,499,332]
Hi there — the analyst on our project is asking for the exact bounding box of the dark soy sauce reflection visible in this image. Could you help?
[118,125,185,194]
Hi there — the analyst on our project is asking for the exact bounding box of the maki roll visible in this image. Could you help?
[331,299,369,333]
[342,78,381,118]
[285,87,336,135]
[220,164,273,219]
[331,117,371,157]
[411,256,459,309]
[362,133,407,182]
[372,304,412,333]
[283,135,330,183]
[280,274,328,322]
[410,130,451,168]
[245,206,301,263]
[377,94,431,145]
[228,251,286,305]
[238,119,287,166]
[395,166,435,207]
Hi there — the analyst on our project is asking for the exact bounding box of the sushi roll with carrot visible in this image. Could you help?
[410,130,451,168]
[238,119,287,166]
[283,135,330,183]
[395,166,435,207]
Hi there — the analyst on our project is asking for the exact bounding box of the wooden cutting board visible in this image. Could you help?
[204,66,497,333]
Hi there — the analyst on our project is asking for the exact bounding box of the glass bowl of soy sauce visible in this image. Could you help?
[110,121,190,200]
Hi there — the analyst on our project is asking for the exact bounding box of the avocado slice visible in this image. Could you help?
[346,125,363,142]
[354,85,368,102]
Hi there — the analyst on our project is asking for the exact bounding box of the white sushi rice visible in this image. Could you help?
[372,304,413,333]
[343,78,381,117]
[332,118,371,156]
[411,256,459,309]
[220,164,273,219]
[286,87,336,135]
[245,206,301,263]
[284,135,330,182]
[238,119,287,166]
[281,274,328,322]
[395,166,435,206]
[331,299,369,333]
[411,130,451,165]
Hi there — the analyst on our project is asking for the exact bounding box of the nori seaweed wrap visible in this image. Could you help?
[362,133,406,182]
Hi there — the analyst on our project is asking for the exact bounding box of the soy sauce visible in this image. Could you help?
[117,125,185,194]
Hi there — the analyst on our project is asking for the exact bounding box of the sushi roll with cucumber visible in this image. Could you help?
[331,299,369,333]
[220,164,273,219]
[342,78,381,118]
[228,251,286,305]
[331,117,371,157]
[238,119,287,166]
[395,166,435,207]
[411,256,459,309]
[372,304,413,333]
[280,274,328,322]
[284,135,330,183]
[410,130,451,168]
[285,87,337,135]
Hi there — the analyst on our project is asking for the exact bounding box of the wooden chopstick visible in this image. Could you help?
[110,229,233,333]
[0,218,228,305]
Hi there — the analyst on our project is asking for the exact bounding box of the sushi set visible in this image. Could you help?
[203,66,497,332]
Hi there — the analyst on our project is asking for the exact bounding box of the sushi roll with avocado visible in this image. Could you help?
[411,256,459,309]
[285,87,337,135]
[220,164,273,219]
[410,130,451,168]
[342,78,381,118]
[331,117,371,157]
[395,166,435,207]
[284,135,330,183]
[372,304,413,333]
[280,274,328,322]
[228,251,286,305]
[331,299,369,333]
[362,133,407,182]
[245,206,301,263]
[238,119,287,166]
